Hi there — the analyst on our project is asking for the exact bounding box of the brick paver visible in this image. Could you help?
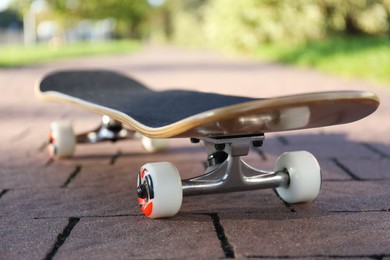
[1,45,389,259]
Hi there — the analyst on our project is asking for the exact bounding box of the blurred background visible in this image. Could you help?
[1,0,389,83]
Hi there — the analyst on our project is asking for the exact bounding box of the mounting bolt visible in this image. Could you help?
[215,143,226,151]
[252,140,263,147]
[190,138,200,144]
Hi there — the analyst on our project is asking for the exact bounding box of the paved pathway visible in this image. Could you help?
[1,45,389,259]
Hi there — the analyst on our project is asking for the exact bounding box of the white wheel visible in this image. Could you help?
[48,121,76,158]
[137,162,182,218]
[141,136,169,153]
[274,151,321,204]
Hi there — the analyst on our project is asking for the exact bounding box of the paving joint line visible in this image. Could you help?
[276,135,289,146]
[331,158,362,181]
[33,214,135,220]
[110,149,122,165]
[246,254,390,259]
[38,141,48,152]
[202,161,208,170]
[283,201,297,213]
[324,179,364,182]
[44,158,54,167]
[10,128,30,142]
[329,209,390,213]
[0,189,9,199]
[273,190,297,212]
[44,217,80,260]
[253,147,268,161]
[61,165,82,188]
[361,142,390,159]
[207,213,235,259]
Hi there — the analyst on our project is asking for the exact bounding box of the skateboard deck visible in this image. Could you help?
[35,70,380,138]
[35,69,380,219]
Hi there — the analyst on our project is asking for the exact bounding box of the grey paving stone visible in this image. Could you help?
[337,158,390,180]
[256,134,291,159]
[66,163,133,188]
[248,144,354,182]
[55,214,224,259]
[181,189,292,215]
[0,218,68,259]
[0,163,76,189]
[360,142,390,159]
[66,142,125,167]
[0,184,134,219]
[114,139,207,180]
[293,180,390,213]
[221,211,390,258]
[248,152,352,181]
[278,133,379,160]
[319,159,353,181]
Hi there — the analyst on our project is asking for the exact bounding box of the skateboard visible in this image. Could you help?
[36,69,380,218]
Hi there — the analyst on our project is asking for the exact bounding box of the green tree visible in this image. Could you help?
[163,0,390,50]
[46,0,153,38]
[12,0,154,38]
[322,0,390,35]
[0,9,23,28]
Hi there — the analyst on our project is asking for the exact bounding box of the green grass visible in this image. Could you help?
[255,36,390,84]
[0,40,141,67]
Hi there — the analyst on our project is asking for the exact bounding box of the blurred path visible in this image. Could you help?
[1,45,389,259]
